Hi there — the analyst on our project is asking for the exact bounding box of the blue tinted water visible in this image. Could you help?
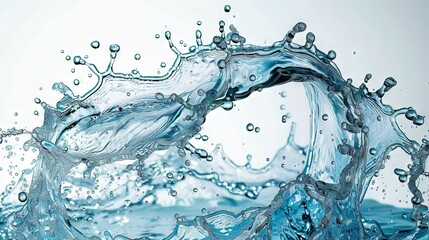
[0,7,428,240]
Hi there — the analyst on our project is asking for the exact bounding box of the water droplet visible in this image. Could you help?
[399,175,408,183]
[90,41,100,49]
[224,5,231,12]
[282,115,288,123]
[160,62,166,68]
[109,44,120,53]
[170,190,177,197]
[217,59,226,69]
[369,148,377,155]
[197,89,205,96]
[34,98,41,104]
[134,53,141,60]
[221,101,233,110]
[195,149,208,158]
[322,114,329,121]
[255,127,260,133]
[197,21,202,26]
[155,34,160,39]
[34,110,39,116]
[83,170,91,180]
[327,50,336,60]
[73,79,80,86]
[364,74,372,83]
[246,123,254,131]
[193,188,198,192]
[249,74,256,81]
[65,55,71,61]
[167,172,173,179]
[155,93,164,100]
[18,192,27,202]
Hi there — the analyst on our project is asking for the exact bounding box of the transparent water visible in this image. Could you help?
[0,7,428,240]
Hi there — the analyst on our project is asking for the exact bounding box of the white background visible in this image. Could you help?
[0,0,428,207]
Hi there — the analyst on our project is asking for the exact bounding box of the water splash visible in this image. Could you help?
[0,11,428,240]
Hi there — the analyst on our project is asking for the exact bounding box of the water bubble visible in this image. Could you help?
[34,98,41,104]
[87,195,92,204]
[134,53,141,60]
[18,192,27,202]
[322,114,329,121]
[255,127,260,133]
[170,190,177,197]
[155,34,160,39]
[60,49,64,53]
[65,55,71,61]
[369,148,377,155]
[280,104,286,110]
[249,74,256,81]
[362,126,369,133]
[73,79,80,86]
[224,5,231,12]
[197,21,202,26]
[193,188,198,192]
[14,112,18,116]
[246,123,254,131]
[166,172,173,179]
[90,41,100,49]
[34,110,39,116]
[160,62,166,68]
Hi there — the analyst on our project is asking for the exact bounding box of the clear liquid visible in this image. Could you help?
[0,15,428,240]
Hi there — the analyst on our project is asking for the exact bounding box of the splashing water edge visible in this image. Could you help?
[0,9,428,240]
